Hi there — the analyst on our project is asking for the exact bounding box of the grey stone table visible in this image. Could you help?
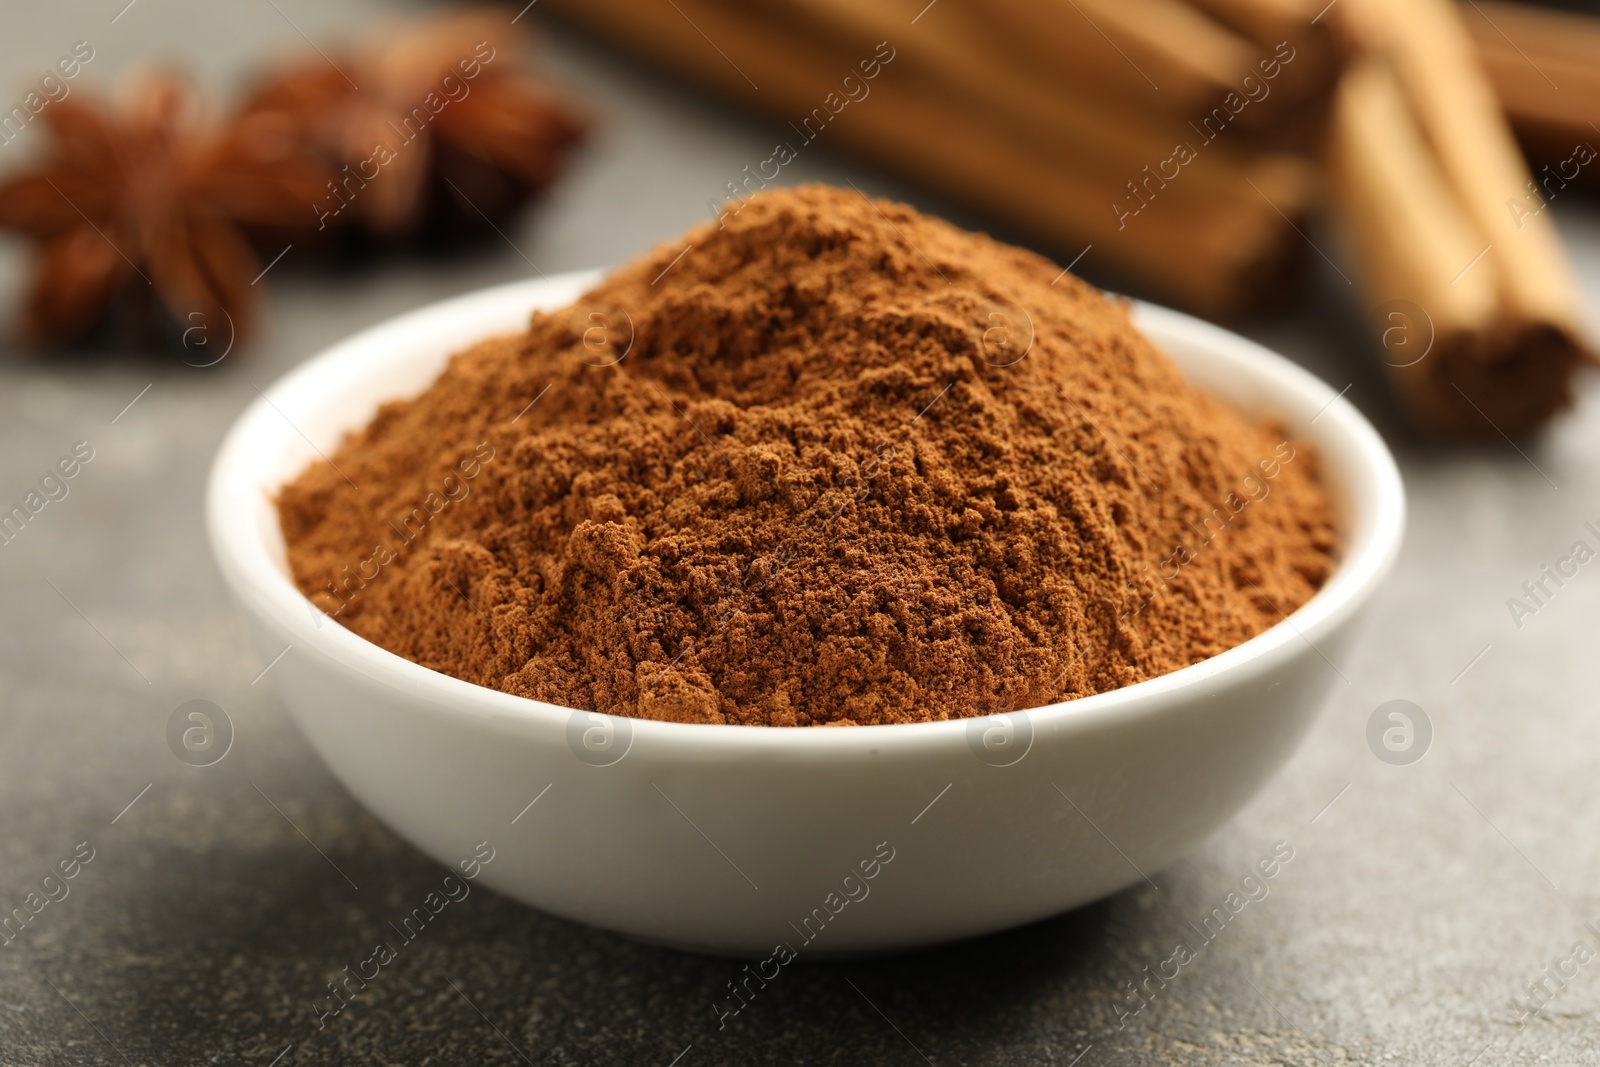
[3,2,1599,1064]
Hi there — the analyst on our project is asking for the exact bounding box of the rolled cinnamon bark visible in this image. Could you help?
[998,0,1257,112]
[1464,0,1600,190]
[1328,0,1592,437]
[543,0,1317,316]
[772,0,1220,138]
[878,0,1339,140]
[1182,0,1346,141]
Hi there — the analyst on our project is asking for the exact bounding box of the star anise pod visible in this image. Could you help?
[238,7,588,245]
[0,74,331,350]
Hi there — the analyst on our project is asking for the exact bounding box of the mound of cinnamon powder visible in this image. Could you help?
[278,185,1335,726]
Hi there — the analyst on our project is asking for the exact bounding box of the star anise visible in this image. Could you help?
[239,7,588,245]
[0,74,331,350]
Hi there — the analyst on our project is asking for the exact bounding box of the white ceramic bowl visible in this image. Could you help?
[208,271,1404,956]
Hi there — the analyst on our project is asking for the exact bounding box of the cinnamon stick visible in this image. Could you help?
[931,0,1250,123]
[764,0,1246,169]
[1328,0,1592,437]
[980,0,1338,137]
[1183,0,1346,134]
[542,0,1317,316]
[1464,0,1600,190]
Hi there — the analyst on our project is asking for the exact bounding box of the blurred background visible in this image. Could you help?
[1,0,1599,1064]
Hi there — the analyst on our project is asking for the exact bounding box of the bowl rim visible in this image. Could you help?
[206,270,1406,751]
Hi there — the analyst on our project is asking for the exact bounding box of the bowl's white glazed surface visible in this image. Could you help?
[207,271,1404,955]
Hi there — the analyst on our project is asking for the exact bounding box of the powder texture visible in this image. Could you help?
[278,185,1336,726]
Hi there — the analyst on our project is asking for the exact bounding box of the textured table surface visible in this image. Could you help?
[3,2,1600,1064]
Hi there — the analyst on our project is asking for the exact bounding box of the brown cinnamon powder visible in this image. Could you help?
[277,185,1336,726]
